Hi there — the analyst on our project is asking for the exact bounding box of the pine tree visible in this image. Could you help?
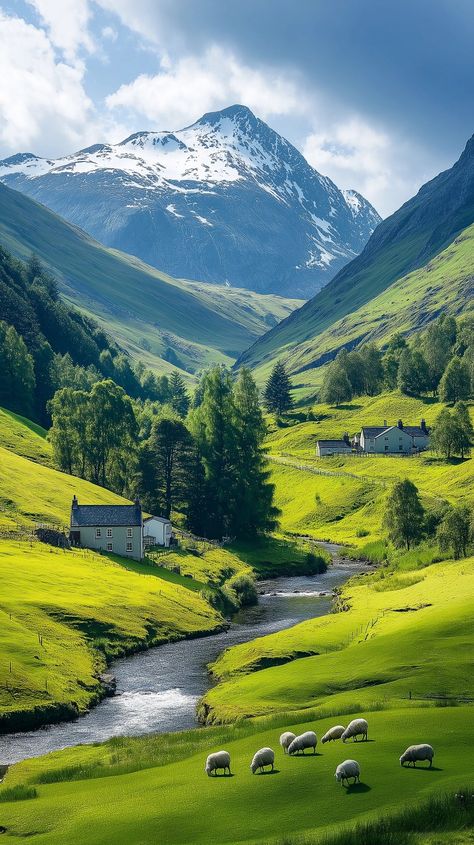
[143,417,194,518]
[232,368,279,536]
[169,371,190,418]
[321,361,352,406]
[0,321,36,415]
[383,479,425,550]
[263,361,293,416]
[439,356,471,404]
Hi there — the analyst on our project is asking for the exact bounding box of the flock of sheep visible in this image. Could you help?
[205,717,435,785]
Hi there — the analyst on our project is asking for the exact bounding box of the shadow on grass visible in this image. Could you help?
[289,752,323,758]
[345,782,371,794]
[403,765,443,772]
[209,773,235,778]
[255,769,280,775]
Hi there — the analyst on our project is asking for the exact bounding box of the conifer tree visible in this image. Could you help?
[169,371,190,418]
[0,321,36,415]
[263,361,293,416]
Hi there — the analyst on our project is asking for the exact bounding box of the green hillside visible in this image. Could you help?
[239,135,474,389]
[0,183,300,376]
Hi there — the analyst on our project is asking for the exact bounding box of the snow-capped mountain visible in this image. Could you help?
[0,105,381,297]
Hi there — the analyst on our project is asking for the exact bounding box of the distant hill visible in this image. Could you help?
[0,182,300,376]
[0,105,380,298]
[238,133,474,386]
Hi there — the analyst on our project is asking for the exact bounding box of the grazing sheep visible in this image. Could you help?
[279,731,296,754]
[335,759,360,786]
[250,747,275,774]
[288,731,318,756]
[205,750,231,777]
[321,725,346,744]
[400,744,434,768]
[341,718,368,743]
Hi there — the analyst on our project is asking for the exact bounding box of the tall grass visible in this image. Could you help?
[0,784,37,802]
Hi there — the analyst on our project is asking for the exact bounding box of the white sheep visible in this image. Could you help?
[400,744,434,768]
[205,750,231,777]
[341,718,368,743]
[250,747,275,774]
[335,759,360,785]
[279,731,296,754]
[321,725,346,744]
[288,731,318,755]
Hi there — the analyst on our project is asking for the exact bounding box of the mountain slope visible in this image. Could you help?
[239,133,474,382]
[0,105,381,298]
[0,182,300,375]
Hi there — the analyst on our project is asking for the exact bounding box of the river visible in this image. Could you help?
[0,554,364,765]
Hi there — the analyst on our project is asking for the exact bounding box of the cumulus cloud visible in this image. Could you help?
[26,0,94,60]
[106,46,309,130]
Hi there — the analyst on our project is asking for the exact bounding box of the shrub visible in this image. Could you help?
[226,573,258,607]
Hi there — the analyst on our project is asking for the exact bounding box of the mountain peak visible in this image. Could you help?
[194,104,257,127]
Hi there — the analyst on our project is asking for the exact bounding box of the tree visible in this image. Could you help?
[421,316,456,393]
[439,356,471,404]
[189,367,238,538]
[430,408,459,459]
[437,505,472,559]
[86,380,138,487]
[383,334,408,389]
[397,348,430,396]
[48,387,89,476]
[0,321,36,415]
[169,371,190,418]
[383,479,425,550]
[140,416,195,518]
[360,343,384,396]
[321,361,352,406]
[263,361,293,416]
[232,368,279,536]
[452,401,474,458]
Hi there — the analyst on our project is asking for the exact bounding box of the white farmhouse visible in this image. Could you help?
[143,515,173,548]
[316,438,352,457]
[360,420,429,454]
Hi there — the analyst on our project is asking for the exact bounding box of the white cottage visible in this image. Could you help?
[316,438,353,457]
[360,420,429,454]
[143,515,173,548]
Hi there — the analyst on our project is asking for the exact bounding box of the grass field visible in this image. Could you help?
[0,707,472,844]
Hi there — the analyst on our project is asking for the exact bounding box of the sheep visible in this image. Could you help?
[400,744,434,768]
[335,759,360,786]
[205,750,231,777]
[321,725,346,744]
[288,731,318,755]
[250,747,275,774]
[341,718,368,743]
[279,731,296,754]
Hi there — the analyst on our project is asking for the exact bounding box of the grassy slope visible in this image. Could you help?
[0,182,300,375]
[0,706,472,844]
[240,218,474,393]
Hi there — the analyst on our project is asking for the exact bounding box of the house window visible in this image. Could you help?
[384,436,388,441]
[107,542,113,552]
[385,445,389,451]
[126,542,133,552]
[399,445,403,451]
[96,528,101,538]
[107,528,112,538]
[127,528,133,538]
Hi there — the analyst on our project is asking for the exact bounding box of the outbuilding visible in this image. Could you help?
[316,438,352,457]
[143,515,173,548]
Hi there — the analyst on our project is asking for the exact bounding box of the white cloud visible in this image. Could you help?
[106,46,309,130]
[26,0,94,60]
[101,25,118,42]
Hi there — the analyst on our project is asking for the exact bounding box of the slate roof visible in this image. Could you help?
[362,426,428,439]
[71,503,142,527]
[317,439,352,447]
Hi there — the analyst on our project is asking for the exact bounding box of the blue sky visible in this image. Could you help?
[0,0,472,215]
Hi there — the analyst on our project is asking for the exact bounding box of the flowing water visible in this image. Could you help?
[0,555,364,764]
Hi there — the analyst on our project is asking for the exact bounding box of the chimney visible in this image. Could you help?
[72,495,78,509]
[397,419,403,430]
[343,432,350,445]
[421,419,427,433]
[383,419,387,427]
[134,496,141,508]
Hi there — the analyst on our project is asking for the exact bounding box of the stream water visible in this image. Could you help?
[0,552,364,765]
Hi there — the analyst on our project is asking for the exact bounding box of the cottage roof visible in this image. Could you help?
[143,515,171,525]
[71,503,142,527]
[317,439,351,447]
[362,425,428,439]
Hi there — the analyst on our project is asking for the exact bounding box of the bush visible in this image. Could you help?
[304,551,328,575]
[226,573,258,607]
[356,528,369,538]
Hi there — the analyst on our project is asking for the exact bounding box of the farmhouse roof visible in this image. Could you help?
[362,425,428,439]
[70,500,142,527]
[143,515,171,525]
[317,439,352,447]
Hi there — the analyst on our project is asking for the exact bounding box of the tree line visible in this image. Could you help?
[321,315,474,405]
[49,366,279,540]
[384,478,473,560]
